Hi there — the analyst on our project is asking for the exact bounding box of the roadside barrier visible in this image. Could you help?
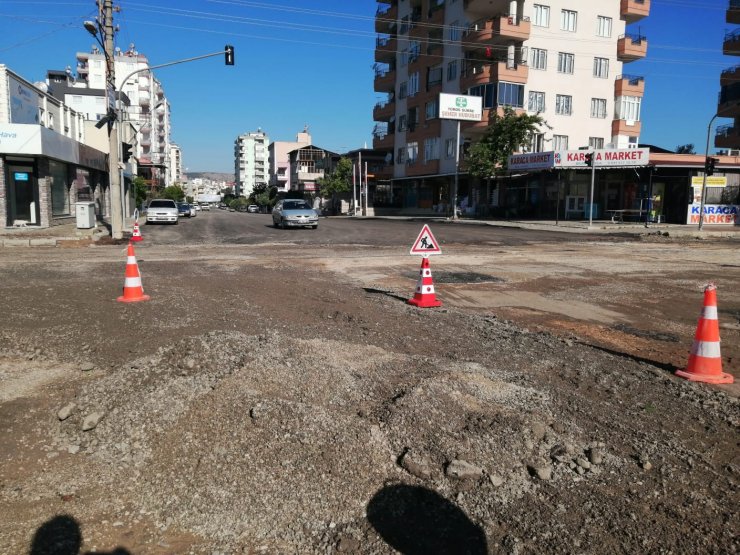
[675,284,733,384]
[117,242,151,303]
[408,257,442,308]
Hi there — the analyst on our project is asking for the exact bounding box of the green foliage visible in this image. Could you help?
[255,191,272,207]
[318,157,353,198]
[466,107,544,178]
[230,197,249,208]
[675,144,695,154]
[185,195,194,204]
[160,185,186,202]
[133,176,148,207]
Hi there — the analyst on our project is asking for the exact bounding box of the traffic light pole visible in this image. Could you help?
[586,151,595,228]
[698,113,718,231]
[115,48,234,226]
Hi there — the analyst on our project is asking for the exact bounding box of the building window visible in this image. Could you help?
[445,138,456,158]
[589,137,604,149]
[530,133,545,152]
[555,94,572,115]
[449,20,461,41]
[399,82,408,99]
[397,147,406,163]
[408,106,420,128]
[533,4,550,27]
[447,60,457,81]
[72,95,82,104]
[497,82,525,108]
[531,48,547,70]
[407,141,419,163]
[597,16,612,37]
[528,91,545,113]
[426,99,438,119]
[561,9,577,32]
[557,52,574,74]
[616,96,642,121]
[424,137,440,162]
[590,98,607,118]
[50,159,70,216]
[409,41,421,62]
[593,57,609,78]
[398,114,408,131]
[409,72,420,96]
[427,65,442,88]
[553,135,569,150]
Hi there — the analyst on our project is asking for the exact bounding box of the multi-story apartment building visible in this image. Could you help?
[234,129,269,197]
[268,127,312,193]
[373,0,649,213]
[75,44,174,190]
[715,3,740,153]
[170,143,183,185]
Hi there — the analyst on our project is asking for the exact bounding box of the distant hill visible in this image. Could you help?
[186,172,235,182]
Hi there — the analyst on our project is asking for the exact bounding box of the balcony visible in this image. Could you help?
[460,61,529,90]
[463,0,510,17]
[617,33,648,61]
[464,16,531,46]
[721,65,740,87]
[723,29,740,56]
[373,133,394,150]
[462,106,524,134]
[715,123,740,148]
[375,35,397,62]
[717,84,740,117]
[614,75,645,97]
[373,100,395,121]
[729,0,740,24]
[427,1,445,26]
[620,0,650,23]
[373,66,396,92]
[375,3,397,33]
[406,159,439,176]
[611,119,642,137]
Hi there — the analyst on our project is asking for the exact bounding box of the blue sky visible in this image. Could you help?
[0,0,732,172]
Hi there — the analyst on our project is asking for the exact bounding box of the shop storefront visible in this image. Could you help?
[1,123,107,228]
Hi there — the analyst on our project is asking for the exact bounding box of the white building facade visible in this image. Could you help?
[234,129,269,197]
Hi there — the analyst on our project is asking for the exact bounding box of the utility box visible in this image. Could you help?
[75,202,96,229]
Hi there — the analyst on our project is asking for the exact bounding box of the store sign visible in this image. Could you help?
[439,93,482,121]
[555,148,650,168]
[508,152,555,171]
[9,75,39,125]
[686,204,739,225]
[691,176,727,187]
[0,123,106,169]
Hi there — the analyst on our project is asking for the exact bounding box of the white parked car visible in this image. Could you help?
[146,199,179,224]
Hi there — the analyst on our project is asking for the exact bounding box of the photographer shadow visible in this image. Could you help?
[29,515,131,555]
[367,484,488,554]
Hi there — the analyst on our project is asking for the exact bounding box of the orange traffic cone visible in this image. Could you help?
[117,242,150,303]
[131,220,143,242]
[408,256,442,308]
[675,284,733,384]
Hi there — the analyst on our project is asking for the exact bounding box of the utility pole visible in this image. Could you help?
[102,0,123,239]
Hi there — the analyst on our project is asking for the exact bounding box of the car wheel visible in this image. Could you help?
[280,218,287,230]
[273,219,279,228]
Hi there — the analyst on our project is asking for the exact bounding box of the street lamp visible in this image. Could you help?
[698,113,719,231]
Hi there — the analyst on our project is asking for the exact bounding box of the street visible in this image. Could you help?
[0,216,738,553]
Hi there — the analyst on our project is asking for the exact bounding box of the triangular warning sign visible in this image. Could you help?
[410,224,442,256]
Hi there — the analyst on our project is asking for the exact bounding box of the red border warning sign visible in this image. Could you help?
[410,224,442,256]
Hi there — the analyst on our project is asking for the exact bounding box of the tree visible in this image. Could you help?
[133,176,148,207]
[318,157,353,214]
[160,185,185,202]
[466,107,545,179]
[675,143,695,154]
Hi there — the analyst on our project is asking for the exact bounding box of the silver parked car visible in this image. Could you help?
[272,199,319,229]
[146,199,179,224]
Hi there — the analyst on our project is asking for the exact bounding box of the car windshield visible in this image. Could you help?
[150,200,175,208]
[283,201,310,210]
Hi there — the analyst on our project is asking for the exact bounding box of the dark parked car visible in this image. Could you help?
[177,202,192,218]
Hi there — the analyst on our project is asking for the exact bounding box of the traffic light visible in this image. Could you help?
[584,152,594,167]
[225,45,235,66]
[705,156,718,176]
[122,142,133,163]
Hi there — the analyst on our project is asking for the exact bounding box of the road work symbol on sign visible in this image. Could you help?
[410,224,441,256]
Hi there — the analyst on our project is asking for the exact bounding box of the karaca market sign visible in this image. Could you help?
[509,148,650,170]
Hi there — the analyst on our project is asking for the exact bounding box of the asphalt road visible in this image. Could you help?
[144,208,629,247]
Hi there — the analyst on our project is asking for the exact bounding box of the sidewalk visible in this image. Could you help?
[1,216,738,247]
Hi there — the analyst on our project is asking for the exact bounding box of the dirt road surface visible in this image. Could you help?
[0,225,738,554]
